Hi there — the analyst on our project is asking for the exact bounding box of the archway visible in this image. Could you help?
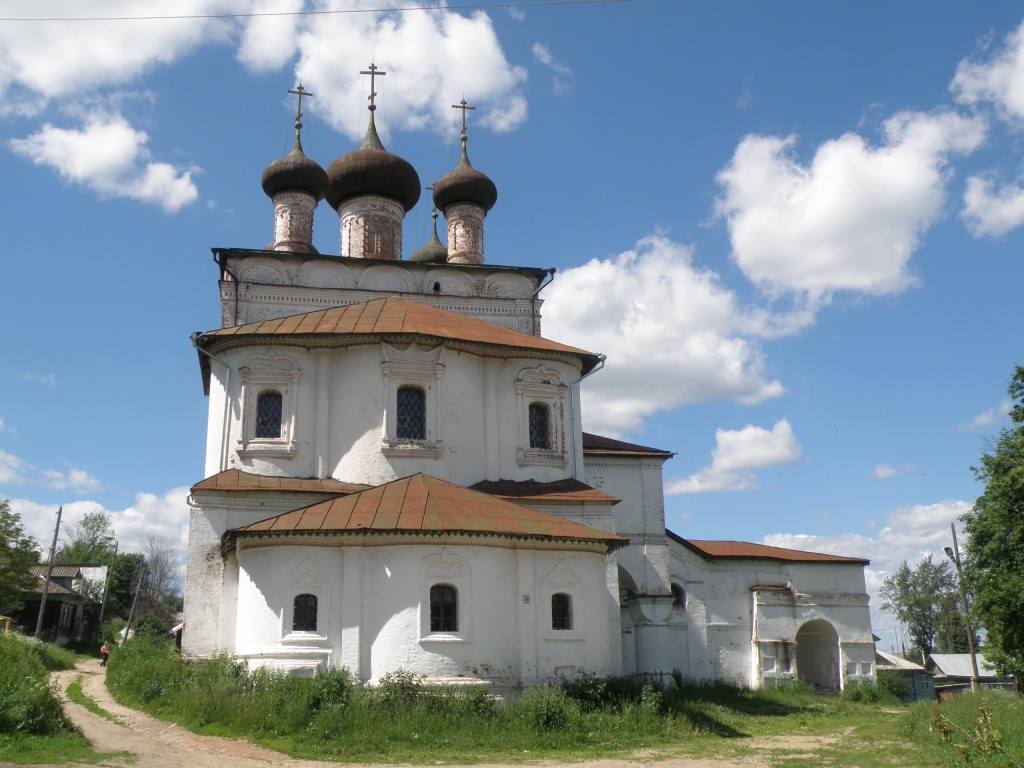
[795,619,840,692]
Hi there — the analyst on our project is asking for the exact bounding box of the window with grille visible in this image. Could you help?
[671,583,686,612]
[551,592,573,631]
[292,593,318,632]
[430,584,457,632]
[528,402,550,449]
[397,385,426,440]
[255,390,283,438]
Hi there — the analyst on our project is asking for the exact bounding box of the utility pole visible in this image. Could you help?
[944,523,981,693]
[123,563,145,645]
[34,506,62,640]
[96,541,118,634]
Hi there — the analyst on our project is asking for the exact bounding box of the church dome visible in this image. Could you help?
[410,210,448,263]
[432,144,497,213]
[326,110,421,213]
[261,140,329,200]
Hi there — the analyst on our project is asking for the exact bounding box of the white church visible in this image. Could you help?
[182,74,876,693]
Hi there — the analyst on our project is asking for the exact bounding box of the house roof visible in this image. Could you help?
[581,432,674,457]
[31,565,83,579]
[196,296,602,376]
[928,654,999,679]
[227,473,627,551]
[470,478,619,505]
[876,649,930,672]
[193,468,370,495]
[666,530,870,564]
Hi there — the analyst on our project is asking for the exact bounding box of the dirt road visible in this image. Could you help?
[47,659,791,768]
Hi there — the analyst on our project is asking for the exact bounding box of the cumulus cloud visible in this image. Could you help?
[543,235,800,435]
[287,4,528,139]
[952,21,1024,122]
[10,487,191,565]
[958,399,1013,432]
[666,419,801,494]
[961,176,1024,237]
[0,0,234,107]
[715,111,986,302]
[8,113,198,212]
[532,43,572,95]
[0,449,31,485]
[40,466,103,495]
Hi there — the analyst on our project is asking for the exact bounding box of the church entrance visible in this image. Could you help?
[795,619,840,692]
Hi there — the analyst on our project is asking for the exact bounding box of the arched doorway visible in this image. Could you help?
[795,619,840,692]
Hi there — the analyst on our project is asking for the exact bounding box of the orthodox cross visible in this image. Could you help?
[452,98,476,139]
[288,83,313,126]
[360,63,385,110]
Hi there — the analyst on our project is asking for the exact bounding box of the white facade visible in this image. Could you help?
[182,96,875,691]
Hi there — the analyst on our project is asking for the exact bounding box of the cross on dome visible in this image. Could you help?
[360,63,385,111]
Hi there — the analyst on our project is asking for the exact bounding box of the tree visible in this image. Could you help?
[935,590,979,655]
[879,555,957,659]
[0,500,41,615]
[57,511,115,565]
[137,535,182,623]
[963,364,1024,693]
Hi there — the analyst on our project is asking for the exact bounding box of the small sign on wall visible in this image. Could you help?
[522,594,531,604]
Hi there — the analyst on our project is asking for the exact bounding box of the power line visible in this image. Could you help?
[1,0,638,23]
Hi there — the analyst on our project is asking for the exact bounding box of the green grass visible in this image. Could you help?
[66,675,121,724]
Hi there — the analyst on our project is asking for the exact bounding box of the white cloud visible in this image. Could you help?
[961,176,1024,237]
[543,235,797,436]
[667,419,801,494]
[0,449,31,485]
[715,111,986,302]
[872,463,916,480]
[958,398,1012,431]
[0,417,15,438]
[763,498,972,649]
[19,372,57,388]
[236,0,304,73]
[40,466,103,495]
[0,0,235,106]
[532,43,572,95]
[10,487,190,565]
[289,4,528,139]
[9,113,198,212]
[952,21,1024,122]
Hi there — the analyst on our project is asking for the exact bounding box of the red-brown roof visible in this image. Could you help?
[582,432,674,457]
[199,297,602,373]
[229,473,627,550]
[193,468,370,495]
[470,478,619,504]
[667,531,869,564]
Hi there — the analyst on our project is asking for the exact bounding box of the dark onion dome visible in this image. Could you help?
[410,210,448,263]
[432,142,497,213]
[326,110,421,212]
[261,135,329,200]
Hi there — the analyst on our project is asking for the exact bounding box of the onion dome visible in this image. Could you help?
[432,135,497,213]
[261,132,329,200]
[410,208,449,263]
[326,108,421,212]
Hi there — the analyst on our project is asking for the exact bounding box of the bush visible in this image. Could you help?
[876,669,910,702]
[0,633,70,735]
[375,668,423,707]
[840,681,898,704]
[560,672,647,712]
[515,687,579,731]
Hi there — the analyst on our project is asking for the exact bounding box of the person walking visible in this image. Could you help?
[100,643,110,668]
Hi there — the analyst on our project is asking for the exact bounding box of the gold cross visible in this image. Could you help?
[451,98,476,137]
[288,83,313,125]
[360,63,385,109]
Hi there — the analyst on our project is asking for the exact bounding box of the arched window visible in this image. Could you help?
[551,592,573,630]
[255,390,283,438]
[293,593,318,632]
[528,402,551,449]
[397,385,426,440]
[671,583,686,612]
[430,584,457,632]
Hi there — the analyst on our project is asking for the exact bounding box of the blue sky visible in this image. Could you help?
[1,0,1022,648]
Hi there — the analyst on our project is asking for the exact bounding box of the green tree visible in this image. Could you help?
[934,590,979,654]
[879,555,956,659]
[57,511,116,564]
[0,500,41,616]
[963,364,1024,693]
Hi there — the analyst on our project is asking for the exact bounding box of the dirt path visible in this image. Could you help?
[46,658,790,768]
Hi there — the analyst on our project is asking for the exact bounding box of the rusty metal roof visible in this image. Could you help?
[229,473,627,550]
[199,296,602,372]
[31,565,83,579]
[193,468,370,495]
[470,478,619,504]
[667,530,869,564]
[582,432,674,457]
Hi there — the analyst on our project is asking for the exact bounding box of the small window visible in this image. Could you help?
[397,386,426,440]
[430,584,457,632]
[256,390,283,438]
[551,592,573,630]
[293,593,318,632]
[528,402,551,449]
[671,583,686,612]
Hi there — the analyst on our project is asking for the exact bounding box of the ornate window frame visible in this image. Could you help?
[516,366,568,467]
[282,559,328,644]
[542,560,583,640]
[238,351,301,458]
[420,549,472,643]
[381,342,444,458]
